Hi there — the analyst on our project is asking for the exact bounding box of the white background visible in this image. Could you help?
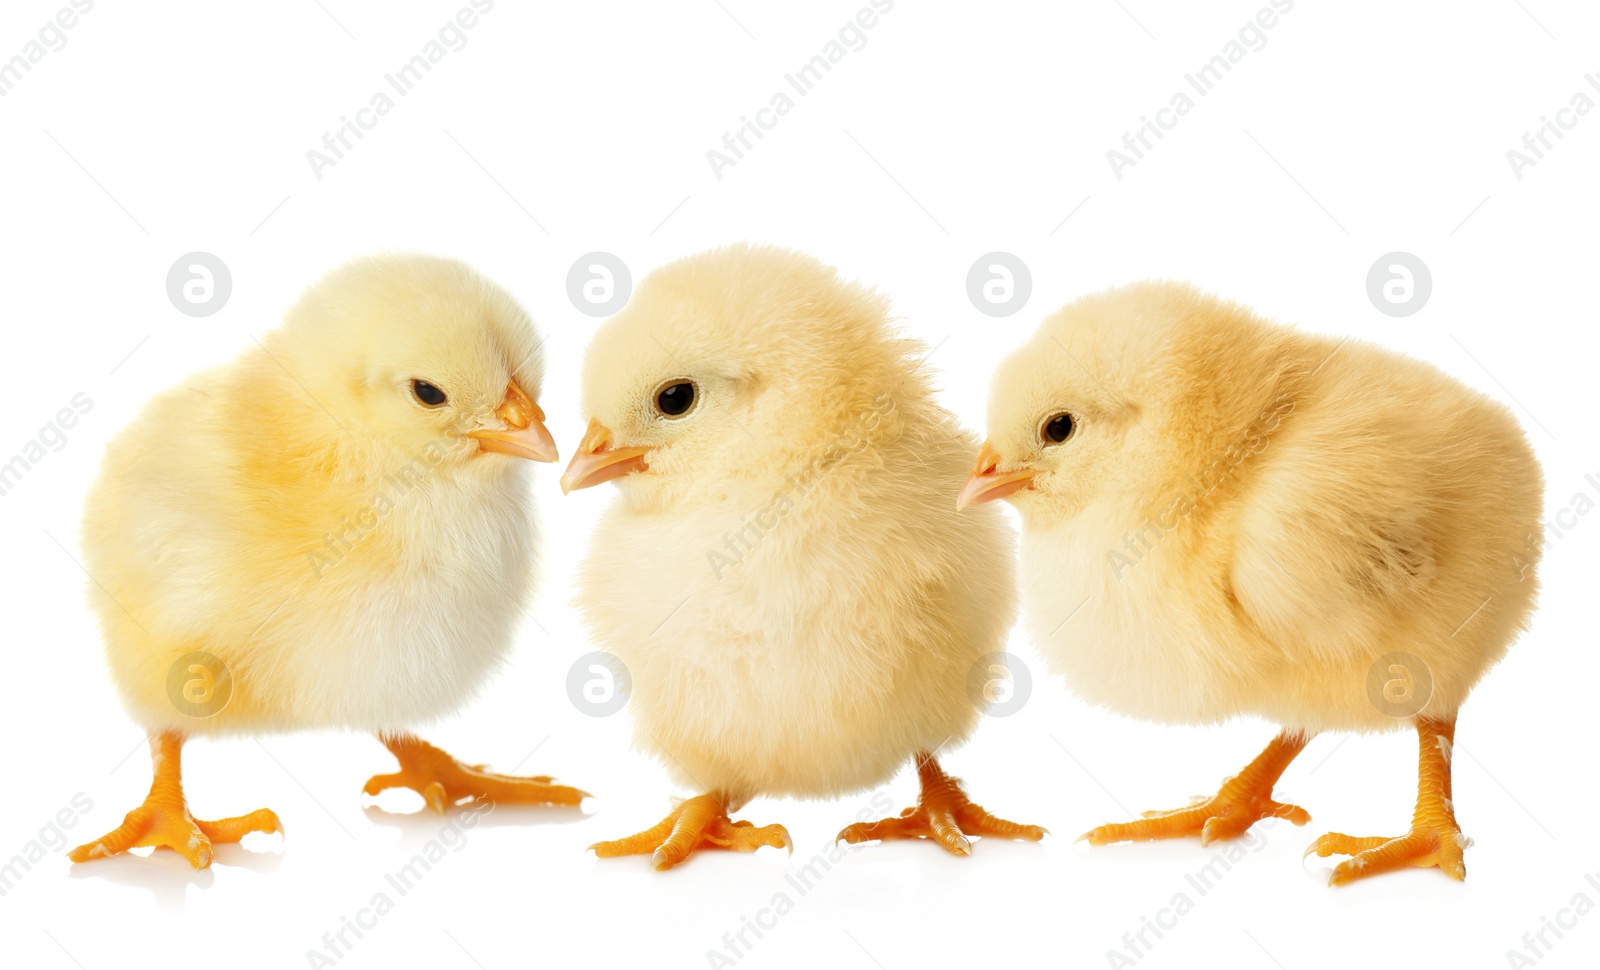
[2,1,1598,968]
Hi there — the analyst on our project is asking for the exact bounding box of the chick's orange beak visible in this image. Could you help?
[957,440,1037,510]
[466,379,558,462]
[560,418,650,494]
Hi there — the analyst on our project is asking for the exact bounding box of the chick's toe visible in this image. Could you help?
[1078,731,1312,847]
[363,735,587,813]
[69,733,281,869]
[590,793,791,872]
[1306,716,1468,886]
[838,755,1047,856]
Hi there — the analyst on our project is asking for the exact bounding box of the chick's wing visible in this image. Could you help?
[1222,370,1444,661]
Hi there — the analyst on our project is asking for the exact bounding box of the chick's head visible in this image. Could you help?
[962,282,1202,525]
[563,244,907,509]
[264,254,556,472]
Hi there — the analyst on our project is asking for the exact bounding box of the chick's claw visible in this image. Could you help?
[70,799,281,870]
[1081,731,1312,847]
[365,735,587,812]
[590,793,791,871]
[1306,716,1469,887]
[69,734,281,870]
[1308,827,1469,886]
[1080,794,1309,847]
[838,756,1046,856]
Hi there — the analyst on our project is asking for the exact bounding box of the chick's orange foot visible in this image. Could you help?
[69,733,281,869]
[1306,716,1469,886]
[1307,825,1469,886]
[837,755,1047,856]
[590,793,792,871]
[364,734,588,812]
[1079,731,1312,847]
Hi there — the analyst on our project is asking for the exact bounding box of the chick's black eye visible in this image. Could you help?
[1043,412,1075,444]
[411,380,448,407]
[656,381,695,417]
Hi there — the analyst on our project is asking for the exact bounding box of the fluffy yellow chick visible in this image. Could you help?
[962,281,1542,885]
[562,244,1045,869]
[71,255,582,869]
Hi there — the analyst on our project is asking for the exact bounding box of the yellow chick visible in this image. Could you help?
[562,244,1045,869]
[71,255,583,869]
[962,281,1542,885]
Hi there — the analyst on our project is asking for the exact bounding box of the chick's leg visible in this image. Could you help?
[837,754,1047,856]
[1080,730,1312,846]
[363,734,588,812]
[1306,715,1469,886]
[69,732,282,869]
[591,793,792,871]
